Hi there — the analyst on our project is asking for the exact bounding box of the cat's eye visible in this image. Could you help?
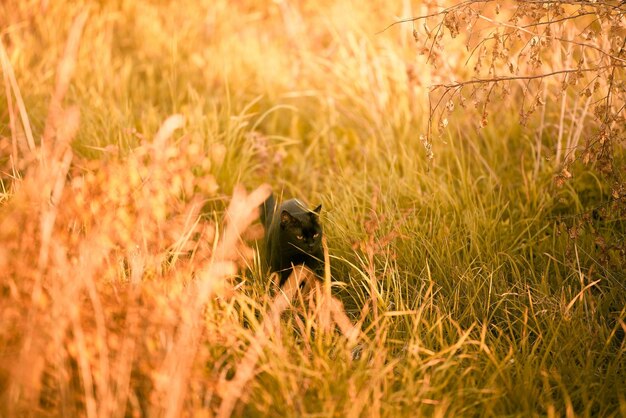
[313,233,319,238]
[296,235,304,240]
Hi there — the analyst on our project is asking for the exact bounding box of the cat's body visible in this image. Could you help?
[261,195,324,286]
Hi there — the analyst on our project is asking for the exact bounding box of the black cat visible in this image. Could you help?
[261,194,324,286]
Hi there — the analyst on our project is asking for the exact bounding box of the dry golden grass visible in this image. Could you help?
[1,1,624,417]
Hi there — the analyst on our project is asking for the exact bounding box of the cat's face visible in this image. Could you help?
[280,205,322,254]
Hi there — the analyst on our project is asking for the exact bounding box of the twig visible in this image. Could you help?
[431,65,618,90]
[604,37,626,124]
[376,0,487,34]
[477,13,626,64]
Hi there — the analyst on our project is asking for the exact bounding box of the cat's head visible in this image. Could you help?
[280,204,322,253]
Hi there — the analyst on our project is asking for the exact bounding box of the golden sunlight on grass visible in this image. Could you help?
[1,1,624,417]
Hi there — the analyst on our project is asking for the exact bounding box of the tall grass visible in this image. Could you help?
[1,1,624,417]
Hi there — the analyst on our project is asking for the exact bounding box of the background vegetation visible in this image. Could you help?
[1,0,624,416]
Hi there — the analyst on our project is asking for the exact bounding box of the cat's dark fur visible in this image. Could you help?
[261,194,323,286]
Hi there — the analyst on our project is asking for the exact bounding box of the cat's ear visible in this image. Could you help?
[280,210,295,225]
[313,204,322,215]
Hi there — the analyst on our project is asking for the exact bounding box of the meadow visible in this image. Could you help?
[1,1,625,416]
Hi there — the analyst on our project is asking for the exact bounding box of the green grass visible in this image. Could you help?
[1,1,625,417]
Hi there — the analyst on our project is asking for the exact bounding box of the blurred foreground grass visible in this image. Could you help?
[1,1,625,417]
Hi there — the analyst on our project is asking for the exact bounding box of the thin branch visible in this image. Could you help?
[427,20,445,64]
[376,0,487,34]
[604,37,626,124]
[477,13,626,64]
[521,11,596,28]
[431,65,620,90]
[521,0,626,12]
[378,0,624,35]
